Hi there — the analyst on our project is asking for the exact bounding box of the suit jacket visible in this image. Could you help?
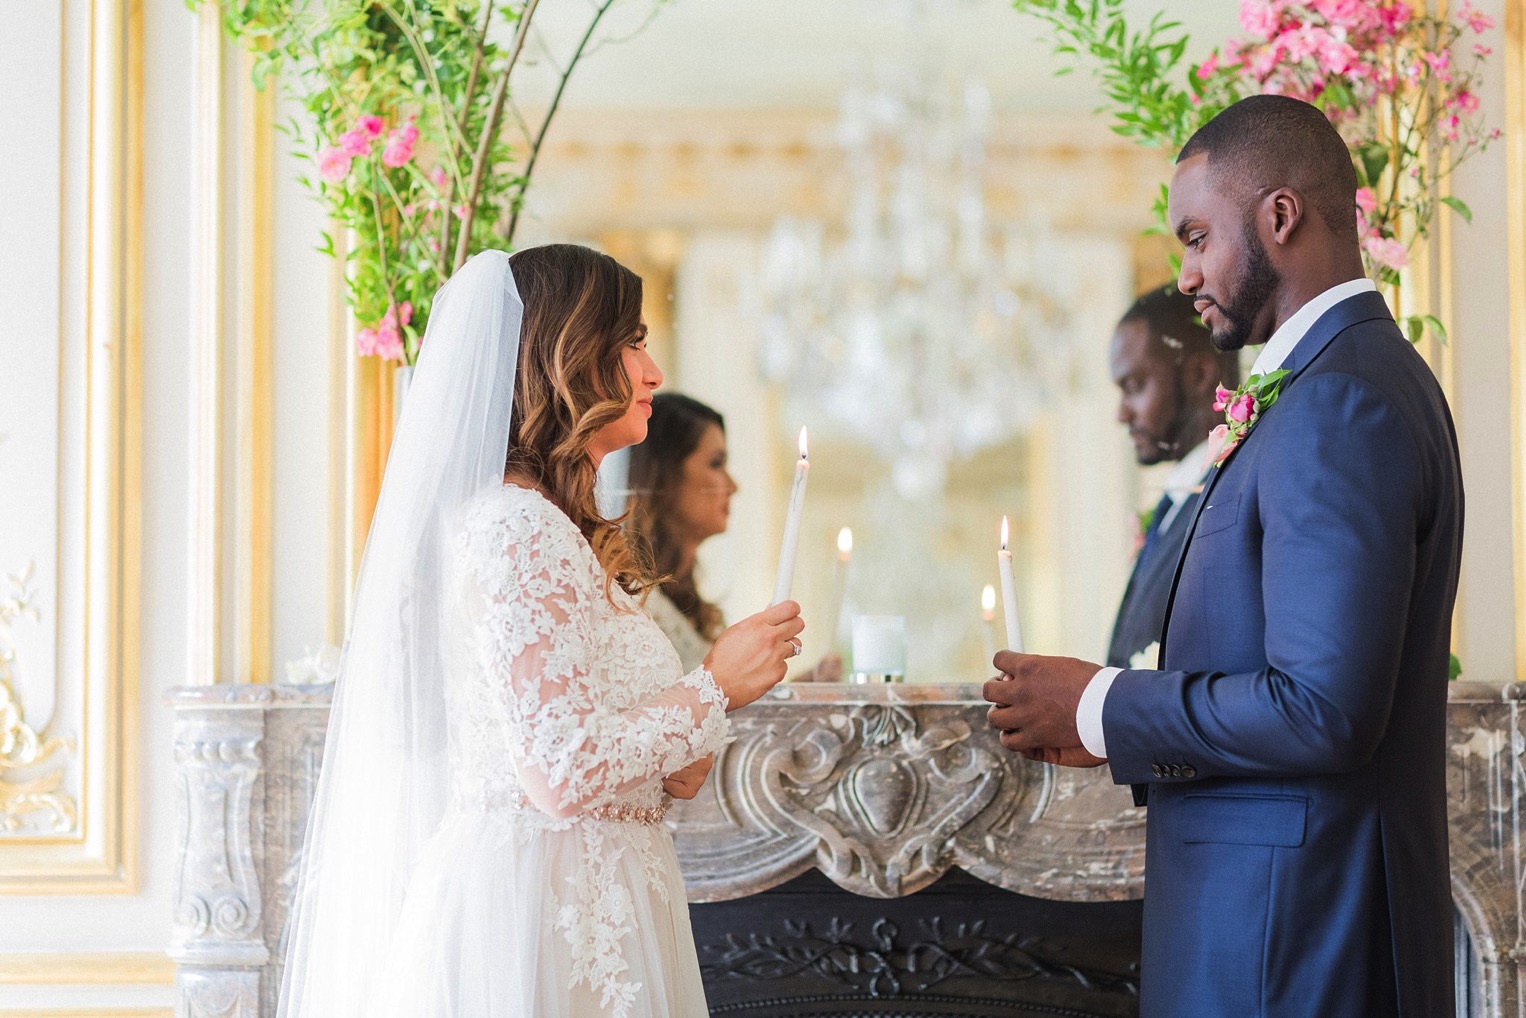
[1102,291,1462,1017]
[1106,492,1200,669]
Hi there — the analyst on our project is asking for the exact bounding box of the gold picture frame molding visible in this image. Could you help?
[0,0,141,893]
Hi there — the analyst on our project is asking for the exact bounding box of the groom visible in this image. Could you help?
[984,94,1463,1017]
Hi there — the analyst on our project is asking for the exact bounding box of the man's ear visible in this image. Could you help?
[1180,352,1220,400]
[1266,187,1304,247]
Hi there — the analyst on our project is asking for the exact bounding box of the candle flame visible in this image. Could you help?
[798,426,809,459]
[837,527,853,555]
[981,584,996,613]
[999,515,1010,551]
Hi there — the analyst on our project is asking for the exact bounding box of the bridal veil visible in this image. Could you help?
[277,251,522,1017]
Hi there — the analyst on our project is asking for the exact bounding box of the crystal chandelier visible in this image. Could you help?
[757,59,1074,498]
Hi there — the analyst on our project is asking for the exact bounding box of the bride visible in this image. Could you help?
[278,245,805,1017]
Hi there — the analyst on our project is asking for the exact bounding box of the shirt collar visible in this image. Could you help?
[1162,438,1212,503]
[1249,277,1376,378]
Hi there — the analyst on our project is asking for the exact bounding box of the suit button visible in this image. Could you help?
[1181,765,1197,779]
[1151,764,1164,778]
[1169,765,1183,778]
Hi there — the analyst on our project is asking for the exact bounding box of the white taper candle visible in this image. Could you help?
[998,516,1024,653]
[770,427,810,605]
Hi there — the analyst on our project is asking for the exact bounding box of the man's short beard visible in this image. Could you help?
[1210,220,1281,352]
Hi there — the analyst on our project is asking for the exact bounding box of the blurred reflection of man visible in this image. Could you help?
[1106,287,1238,669]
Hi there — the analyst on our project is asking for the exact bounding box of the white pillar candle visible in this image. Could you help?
[770,427,810,606]
[980,583,998,664]
[852,615,906,676]
[998,516,1024,653]
[829,527,853,652]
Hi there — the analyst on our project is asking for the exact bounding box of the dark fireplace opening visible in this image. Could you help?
[690,868,1143,1018]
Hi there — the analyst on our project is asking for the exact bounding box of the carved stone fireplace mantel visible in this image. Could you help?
[168,680,1526,1017]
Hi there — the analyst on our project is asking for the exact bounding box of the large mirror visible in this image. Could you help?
[509,0,1243,681]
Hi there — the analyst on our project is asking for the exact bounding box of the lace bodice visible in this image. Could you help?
[450,484,730,822]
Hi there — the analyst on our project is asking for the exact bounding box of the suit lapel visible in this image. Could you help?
[1155,290,1396,665]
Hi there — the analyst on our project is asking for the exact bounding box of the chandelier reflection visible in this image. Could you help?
[758,64,1074,498]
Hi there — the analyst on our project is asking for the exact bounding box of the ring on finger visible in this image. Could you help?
[787,637,803,658]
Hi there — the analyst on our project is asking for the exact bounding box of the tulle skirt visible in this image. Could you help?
[374,807,710,1018]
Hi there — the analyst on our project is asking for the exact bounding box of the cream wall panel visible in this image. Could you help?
[1450,0,1517,680]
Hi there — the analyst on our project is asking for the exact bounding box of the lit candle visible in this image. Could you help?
[829,527,853,652]
[998,516,1024,653]
[981,583,998,664]
[770,427,810,606]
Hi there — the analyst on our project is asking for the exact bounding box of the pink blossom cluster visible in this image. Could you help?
[1213,385,1258,425]
[319,113,420,184]
[1209,1,1493,112]
[1354,186,1408,270]
[356,300,413,361]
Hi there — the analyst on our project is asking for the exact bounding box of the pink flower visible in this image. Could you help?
[1475,44,1493,58]
[429,166,449,188]
[1459,4,1495,33]
[1449,89,1481,115]
[318,147,352,183]
[1364,234,1409,269]
[1354,187,1377,217]
[1422,50,1453,82]
[357,114,385,139]
[1228,392,1257,424]
[1208,424,1238,466]
[1378,3,1412,34]
[1315,35,1358,76]
[1239,0,1283,39]
[1195,51,1220,80]
[1213,385,1236,413]
[381,123,416,168]
[396,301,413,327]
[355,327,379,357]
[373,322,404,361]
[339,129,372,157]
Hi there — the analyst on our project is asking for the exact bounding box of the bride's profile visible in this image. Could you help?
[277,244,805,1017]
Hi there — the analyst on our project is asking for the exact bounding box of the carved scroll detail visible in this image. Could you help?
[0,562,76,834]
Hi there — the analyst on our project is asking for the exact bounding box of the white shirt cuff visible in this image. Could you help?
[1076,666,1121,759]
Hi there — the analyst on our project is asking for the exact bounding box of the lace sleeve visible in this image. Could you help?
[462,492,730,819]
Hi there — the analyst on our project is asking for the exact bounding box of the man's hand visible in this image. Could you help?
[662,754,714,800]
[983,652,1106,768]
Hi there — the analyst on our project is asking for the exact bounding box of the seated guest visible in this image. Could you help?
[1106,286,1239,669]
[630,393,841,680]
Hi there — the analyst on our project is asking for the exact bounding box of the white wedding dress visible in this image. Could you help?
[375,483,730,1017]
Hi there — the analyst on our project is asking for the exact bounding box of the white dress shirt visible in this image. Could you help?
[1075,277,1379,760]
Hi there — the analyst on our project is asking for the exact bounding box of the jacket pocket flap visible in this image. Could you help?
[1179,794,1306,847]
[1193,494,1241,538]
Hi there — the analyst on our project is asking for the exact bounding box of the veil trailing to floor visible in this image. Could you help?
[277,250,522,1017]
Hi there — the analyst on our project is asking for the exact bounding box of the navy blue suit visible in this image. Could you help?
[1102,290,1463,1017]
[1107,491,1200,669]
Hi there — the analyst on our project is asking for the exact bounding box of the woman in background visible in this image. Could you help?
[630,393,840,681]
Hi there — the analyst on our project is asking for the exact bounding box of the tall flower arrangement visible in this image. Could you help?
[1012,0,1497,343]
[198,0,630,364]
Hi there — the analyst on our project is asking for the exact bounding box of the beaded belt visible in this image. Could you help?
[458,788,669,825]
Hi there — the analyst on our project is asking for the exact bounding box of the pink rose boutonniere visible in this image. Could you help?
[1208,369,1290,467]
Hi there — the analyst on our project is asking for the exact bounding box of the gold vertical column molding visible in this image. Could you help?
[1507,0,1526,680]
[234,48,274,684]
[186,1,225,686]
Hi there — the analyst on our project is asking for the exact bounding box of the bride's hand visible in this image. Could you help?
[662,754,714,800]
[705,600,804,711]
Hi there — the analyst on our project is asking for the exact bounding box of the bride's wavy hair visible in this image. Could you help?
[505,244,652,600]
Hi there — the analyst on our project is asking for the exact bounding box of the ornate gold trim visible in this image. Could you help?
[0,0,140,892]
[236,49,275,683]
[0,1013,171,1018]
[0,952,175,985]
[1508,0,1526,680]
[0,564,77,834]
